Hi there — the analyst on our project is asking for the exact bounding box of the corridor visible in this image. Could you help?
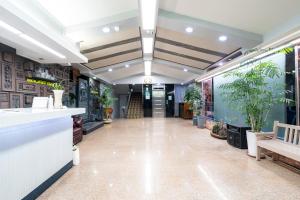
[39,118,300,200]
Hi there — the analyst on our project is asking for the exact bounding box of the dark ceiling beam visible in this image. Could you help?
[88,48,142,63]
[81,37,141,54]
[155,48,214,64]
[153,56,206,70]
[90,57,143,71]
[156,37,227,57]
[204,48,242,70]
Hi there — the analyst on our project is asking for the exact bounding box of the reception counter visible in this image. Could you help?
[0,108,85,200]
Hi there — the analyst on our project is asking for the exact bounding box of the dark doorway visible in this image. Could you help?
[165,84,175,117]
[143,84,152,117]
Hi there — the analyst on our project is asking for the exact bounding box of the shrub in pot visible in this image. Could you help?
[211,121,227,139]
[219,60,292,156]
[184,85,203,127]
[99,87,117,124]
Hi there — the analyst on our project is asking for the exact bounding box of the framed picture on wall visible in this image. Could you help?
[0,92,9,108]
[16,80,40,93]
[23,61,34,71]
[1,62,16,91]
[10,93,23,108]
[2,52,14,63]
[15,58,24,71]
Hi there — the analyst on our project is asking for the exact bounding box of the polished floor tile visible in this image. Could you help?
[38,118,300,200]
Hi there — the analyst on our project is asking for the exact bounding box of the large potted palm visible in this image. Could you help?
[219,61,292,156]
[184,85,203,127]
[99,87,116,124]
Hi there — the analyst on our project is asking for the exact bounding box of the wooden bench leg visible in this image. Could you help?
[256,146,261,161]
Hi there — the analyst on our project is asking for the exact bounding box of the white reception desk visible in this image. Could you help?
[0,108,85,200]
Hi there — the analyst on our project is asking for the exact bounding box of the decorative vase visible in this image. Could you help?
[246,130,258,157]
[197,115,206,128]
[53,90,64,109]
[193,116,198,126]
[104,107,113,124]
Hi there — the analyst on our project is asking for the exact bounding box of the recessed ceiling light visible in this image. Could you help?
[185,27,193,33]
[108,68,112,72]
[218,62,223,66]
[114,26,120,32]
[181,83,184,85]
[102,27,110,33]
[93,76,97,79]
[125,64,130,68]
[219,35,227,42]
[183,68,188,72]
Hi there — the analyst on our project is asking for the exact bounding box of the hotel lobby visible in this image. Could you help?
[0,0,300,200]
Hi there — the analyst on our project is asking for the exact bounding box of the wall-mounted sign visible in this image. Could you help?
[26,78,55,87]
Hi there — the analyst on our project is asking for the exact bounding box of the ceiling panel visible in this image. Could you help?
[37,0,138,26]
[79,28,140,50]
[155,41,221,62]
[156,27,238,54]
[84,40,141,59]
[159,0,300,34]
[86,51,142,69]
[154,51,210,69]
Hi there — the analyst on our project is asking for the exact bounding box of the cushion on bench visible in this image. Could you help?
[257,140,300,161]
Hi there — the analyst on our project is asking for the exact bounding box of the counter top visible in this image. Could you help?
[0,108,85,129]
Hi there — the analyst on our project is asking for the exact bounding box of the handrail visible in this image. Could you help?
[125,91,132,118]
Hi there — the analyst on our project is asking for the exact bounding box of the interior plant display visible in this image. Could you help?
[211,121,227,139]
[184,84,203,127]
[51,82,64,109]
[219,60,292,156]
[99,87,117,123]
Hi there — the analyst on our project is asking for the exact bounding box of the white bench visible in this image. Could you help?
[256,121,300,162]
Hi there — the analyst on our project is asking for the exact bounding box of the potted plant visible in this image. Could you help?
[99,87,116,124]
[211,121,227,139]
[184,85,203,127]
[51,82,64,109]
[219,61,292,156]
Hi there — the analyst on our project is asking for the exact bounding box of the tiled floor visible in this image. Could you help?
[38,118,300,200]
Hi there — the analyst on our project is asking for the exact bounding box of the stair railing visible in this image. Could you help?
[125,91,132,118]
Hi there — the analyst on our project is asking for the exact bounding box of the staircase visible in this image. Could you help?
[127,92,143,118]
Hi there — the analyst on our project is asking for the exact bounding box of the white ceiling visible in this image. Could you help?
[1,0,300,84]
[36,0,138,26]
[160,0,300,35]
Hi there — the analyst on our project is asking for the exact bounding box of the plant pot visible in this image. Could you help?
[210,131,227,140]
[104,107,113,124]
[73,146,80,166]
[197,115,206,128]
[192,116,198,126]
[246,130,258,157]
[53,90,64,109]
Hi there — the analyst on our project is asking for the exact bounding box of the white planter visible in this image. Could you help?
[246,130,258,157]
[73,146,80,166]
[53,90,64,109]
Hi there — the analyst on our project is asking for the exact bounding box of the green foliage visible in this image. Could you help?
[184,85,203,115]
[99,87,117,108]
[51,82,64,90]
[219,61,292,132]
[212,123,221,133]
